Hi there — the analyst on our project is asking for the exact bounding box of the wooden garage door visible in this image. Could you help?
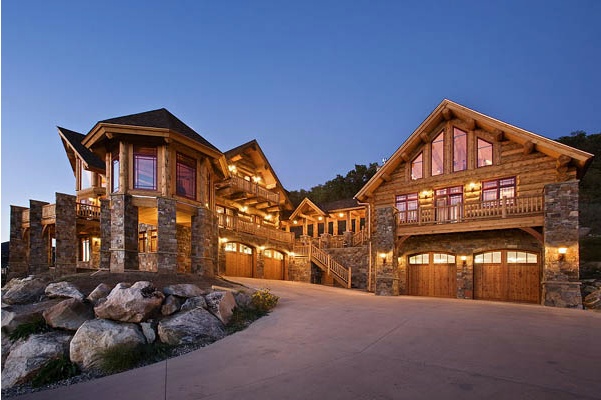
[224,242,254,277]
[408,253,457,298]
[263,249,284,280]
[474,250,540,303]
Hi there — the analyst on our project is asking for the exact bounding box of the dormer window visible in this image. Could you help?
[453,128,467,172]
[411,153,423,180]
[133,146,157,190]
[431,132,444,176]
[477,138,493,167]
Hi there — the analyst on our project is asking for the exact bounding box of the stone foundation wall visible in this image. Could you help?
[323,246,369,289]
[139,253,158,272]
[373,207,398,295]
[288,256,311,283]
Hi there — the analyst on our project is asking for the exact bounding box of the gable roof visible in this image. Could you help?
[288,198,326,221]
[95,108,220,153]
[288,197,363,221]
[356,99,595,201]
[319,198,362,212]
[58,126,105,172]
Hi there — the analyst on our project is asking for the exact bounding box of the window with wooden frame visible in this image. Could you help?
[482,177,516,202]
[138,229,157,253]
[431,131,444,176]
[133,146,157,190]
[434,186,463,222]
[80,238,90,262]
[453,128,467,172]
[477,138,493,167]
[176,152,197,200]
[111,149,120,193]
[79,160,93,190]
[411,153,423,180]
[396,193,419,223]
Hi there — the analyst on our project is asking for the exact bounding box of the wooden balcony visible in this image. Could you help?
[21,203,101,227]
[217,175,280,205]
[218,213,294,244]
[398,195,544,236]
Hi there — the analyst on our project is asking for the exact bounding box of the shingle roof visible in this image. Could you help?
[58,126,105,170]
[319,198,361,212]
[99,108,220,153]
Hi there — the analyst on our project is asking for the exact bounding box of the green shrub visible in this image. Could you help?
[31,356,79,388]
[9,318,51,341]
[251,289,279,313]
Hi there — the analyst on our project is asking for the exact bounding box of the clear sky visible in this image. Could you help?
[2,0,601,241]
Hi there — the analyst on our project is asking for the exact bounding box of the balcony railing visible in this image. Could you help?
[42,204,56,220]
[77,203,101,220]
[228,175,280,204]
[398,195,544,226]
[218,213,294,243]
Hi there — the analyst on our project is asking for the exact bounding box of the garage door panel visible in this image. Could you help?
[264,258,284,280]
[508,264,539,303]
[224,245,253,277]
[408,255,456,298]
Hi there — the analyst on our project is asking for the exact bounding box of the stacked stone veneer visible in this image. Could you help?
[177,225,191,273]
[28,200,49,274]
[288,256,311,283]
[192,207,218,276]
[109,194,138,272]
[399,229,542,298]
[373,207,398,295]
[54,193,77,275]
[542,180,582,308]
[323,246,369,289]
[8,206,28,278]
[100,199,111,269]
[157,197,177,274]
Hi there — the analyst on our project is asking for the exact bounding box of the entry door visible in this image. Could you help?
[408,253,457,298]
[263,249,284,280]
[224,242,254,277]
[474,250,540,303]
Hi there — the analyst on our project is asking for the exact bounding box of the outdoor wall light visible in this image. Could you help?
[379,253,388,265]
[219,238,228,244]
[289,252,295,258]
[339,213,345,218]
[293,220,298,224]
[259,246,265,252]
[318,216,323,221]
[419,190,432,199]
[460,255,467,261]
[558,247,567,261]
[468,182,479,192]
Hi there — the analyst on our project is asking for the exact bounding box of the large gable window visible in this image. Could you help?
[477,138,493,167]
[431,132,444,176]
[411,153,423,180]
[453,128,467,172]
[176,153,197,200]
[134,146,157,190]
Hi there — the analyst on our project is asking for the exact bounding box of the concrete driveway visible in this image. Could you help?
[16,279,601,400]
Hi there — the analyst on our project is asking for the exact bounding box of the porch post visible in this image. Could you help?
[373,206,398,295]
[55,193,77,276]
[8,206,28,278]
[28,200,49,274]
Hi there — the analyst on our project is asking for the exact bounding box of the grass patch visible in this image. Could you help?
[9,318,51,341]
[31,356,79,388]
[97,343,173,374]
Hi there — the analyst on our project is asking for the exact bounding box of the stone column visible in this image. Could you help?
[28,200,49,274]
[54,193,77,276]
[320,233,331,249]
[8,206,29,278]
[542,181,582,308]
[255,249,265,278]
[157,197,177,274]
[110,194,138,272]
[191,206,218,276]
[100,199,111,269]
[373,206,398,295]
[343,231,353,247]
[456,256,474,299]
[176,225,191,273]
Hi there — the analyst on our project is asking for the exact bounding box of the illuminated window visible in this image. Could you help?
[79,162,93,190]
[482,177,515,202]
[396,193,419,223]
[176,153,196,199]
[138,229,157,253]
[431,132,444,176]
[81,238,90,262]
[133,146,157,190]
[240,244,253,255]
[474,251,502,263]
[225,242,237,252]
[409,254,429,264]
[477,138,493,167]
[411,153,423,180]
[453,128,467,172]
[111,149,120,193]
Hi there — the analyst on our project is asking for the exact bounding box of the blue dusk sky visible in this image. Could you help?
[2,0,601,241]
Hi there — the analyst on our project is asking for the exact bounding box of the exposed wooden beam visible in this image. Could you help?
[493,128,504,142]
[255,201,271,209]
[523,140,535,155]
[420,132,429,143]
[381,172,391,182]
[464,117,476,131]
[556,155,571,168]
[519,227,543,244]
[400,152,410,162]
[442,108,453,121]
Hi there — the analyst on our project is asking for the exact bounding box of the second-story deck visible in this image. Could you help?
[217,213,294,244]
[397,195,544,236]
[21,203,101,228]
[217,175,280,206]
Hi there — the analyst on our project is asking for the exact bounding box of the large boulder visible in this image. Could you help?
[205,291,237,324]
[43,298,94,331]
[45,282,84,301]
[1,332,72,388]
[180,296,208,312]
[1,299,62,333]
[86,283,112,305]
[583,289,601,310]
[70,319,146,370]
[163,284,205,298]
[158,308,225,346]
[140,321,157,344]
[2,276,49,305]
[161,295,181,316]
[2,334,13,368]
[94,281,164,323]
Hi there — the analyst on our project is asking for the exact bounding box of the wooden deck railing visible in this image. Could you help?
[218,213,294,243]
[398,195,544,226]
[293,244,352,288]
[21,210,30,224]
[42,204,56,220]
[77,203,101,220]
[230,175,280,204]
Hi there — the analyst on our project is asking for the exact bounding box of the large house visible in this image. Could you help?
[8,100,593,308]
